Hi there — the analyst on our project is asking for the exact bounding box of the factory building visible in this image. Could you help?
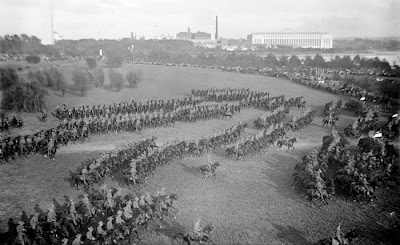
[247,32,333,49]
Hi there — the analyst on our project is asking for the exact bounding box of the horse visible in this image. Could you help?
[174,223,215,245]
[198,161,220,180]
[222,110,233,119]
[277,138,298,151]
[318,229,358,245]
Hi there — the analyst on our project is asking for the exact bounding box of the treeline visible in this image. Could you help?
[0,67,48,112]
[0,34,46,54]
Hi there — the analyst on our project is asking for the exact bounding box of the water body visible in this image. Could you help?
[294,50,400,66]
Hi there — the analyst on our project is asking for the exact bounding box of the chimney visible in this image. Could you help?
[188,27,190,34]
[215,16,218,40]
[131,32,133,39]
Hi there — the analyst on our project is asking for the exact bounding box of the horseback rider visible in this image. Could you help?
[193,218,204,242]
[335,223,345,245]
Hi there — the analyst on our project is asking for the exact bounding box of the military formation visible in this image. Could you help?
[227,108,316,160]
[6,188,178,245]
[73,122,247,189]
[1,88,307,163]
[53,97,203,120]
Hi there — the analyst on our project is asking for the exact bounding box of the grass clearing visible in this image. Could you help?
[0,64,399,245]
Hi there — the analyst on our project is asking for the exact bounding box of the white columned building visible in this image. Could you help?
[247,33,333,49]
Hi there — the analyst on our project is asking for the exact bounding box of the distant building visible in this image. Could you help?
[176,27,212,43]
[247,32,333,49]
[193,31,211,40]
[176,32,193,40]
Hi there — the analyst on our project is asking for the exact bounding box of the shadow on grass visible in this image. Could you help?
[272,223,313,245]
[178,161,201,178]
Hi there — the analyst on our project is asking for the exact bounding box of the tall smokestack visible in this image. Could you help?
[215,16,218,41]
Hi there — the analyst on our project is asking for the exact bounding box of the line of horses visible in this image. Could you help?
[253,106,289,129]
[71,123,247,190]
[2,189,178,245]
[53,97,204,121]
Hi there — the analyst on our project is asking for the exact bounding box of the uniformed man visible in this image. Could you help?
[115,210,124,225]
[86,227,95,241]
[16,221,26,245]
[133,197,140,210]
[80,167,88,185]
[123,200,133,220]
[139,195,146,207]
[106,216,114,231]
[47,204,57,223]
[193,219,203,242]
[97,221,106,236]
[30,212,39,230]
[61,238,68,245]
[69,199,77,225]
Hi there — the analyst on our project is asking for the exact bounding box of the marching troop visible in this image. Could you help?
[7,188,178,245]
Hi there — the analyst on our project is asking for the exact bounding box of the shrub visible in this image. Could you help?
[108,69,125,92]
[26,55,40,64]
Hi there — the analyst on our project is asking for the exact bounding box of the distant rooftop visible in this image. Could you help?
[249,32,331,35]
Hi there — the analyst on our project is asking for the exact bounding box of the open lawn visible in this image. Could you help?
[1,64,399,245]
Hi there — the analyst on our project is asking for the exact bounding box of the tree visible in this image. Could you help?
[265,53,279,67]
[0,67,20,90]
[33,70,47,86]
[341,55,353,69]
[47,67,65,91]
[304,56,315,67]
[72,68,89,96]
[126,69,143,88]
[288,55,301,68]
[85,57,97,69]
[108,69,125,91]
[279,55,289,67]
[313,54,326,68]
[94,68,105,87]
[353,55,361,66]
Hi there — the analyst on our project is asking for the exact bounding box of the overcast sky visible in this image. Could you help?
[0,0,399,43]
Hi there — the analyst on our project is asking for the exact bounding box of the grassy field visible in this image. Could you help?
[1,63,399,245]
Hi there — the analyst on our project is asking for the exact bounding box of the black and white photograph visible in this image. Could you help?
[0,0,399,244]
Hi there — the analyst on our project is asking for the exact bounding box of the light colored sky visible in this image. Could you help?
[0,0,399,43]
